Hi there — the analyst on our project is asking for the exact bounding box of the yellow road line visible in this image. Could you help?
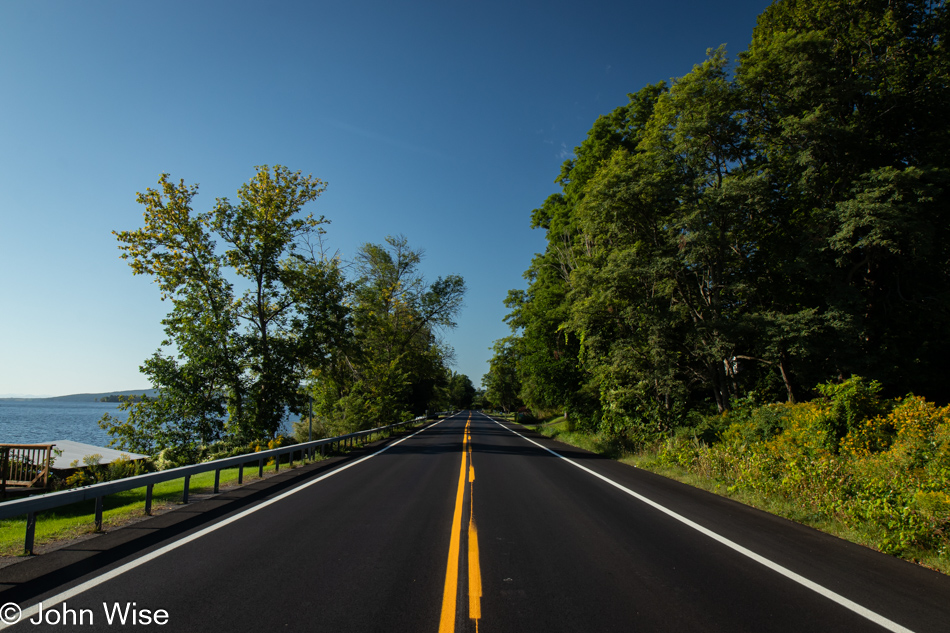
[439,417,484,632]
[468,518,482,621]
[438,420,469,633]
[467,428,482,623]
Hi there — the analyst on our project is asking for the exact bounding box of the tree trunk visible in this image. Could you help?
[779,350,796,404]
[711,362,730,413]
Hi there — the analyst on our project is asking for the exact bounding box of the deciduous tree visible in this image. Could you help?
[102,166,348,459]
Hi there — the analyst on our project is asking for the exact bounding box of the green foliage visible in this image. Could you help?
[64,454,152,488]
[310,235,465,431]
[506,0,950,439]
[105,165,348,455]
[292,416,327,443]
[815,376,890,451]
[446,372,477,410]
[651,378,950,562]
[482,337,523,413]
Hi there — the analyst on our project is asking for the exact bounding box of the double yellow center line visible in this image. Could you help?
[439,417,482,632]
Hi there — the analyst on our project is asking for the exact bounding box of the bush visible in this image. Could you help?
[293,417,330,443]
[843,399,950,555]
[653,378,950,562]
[64,454,153,488]
[816,376,890,452]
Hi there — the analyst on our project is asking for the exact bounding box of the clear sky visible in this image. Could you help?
[0,0,772,397]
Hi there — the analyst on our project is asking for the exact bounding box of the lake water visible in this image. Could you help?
[0,400,298,448]
[0,400,126,446]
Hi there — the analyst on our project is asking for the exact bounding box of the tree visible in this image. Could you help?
[507,0,950,445]
[447,372,477,410]
[483,338,523,413]
[312,235,466,429]
[738,0,950,400]
[503,85,669,428]
[102,166,348,460]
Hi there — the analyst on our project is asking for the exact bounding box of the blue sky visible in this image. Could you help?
[0,0,772,397]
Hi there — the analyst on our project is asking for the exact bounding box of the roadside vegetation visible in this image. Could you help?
[525,376,950,575]
[95,165,473,467]
[487,0,950,575]
[3,163,473,551]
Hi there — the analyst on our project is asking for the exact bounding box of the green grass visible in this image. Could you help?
[525,419,950,576]
[526,417,627,458]
[0,456,325,557]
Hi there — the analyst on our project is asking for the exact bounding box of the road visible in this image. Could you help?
[1,411,948,632]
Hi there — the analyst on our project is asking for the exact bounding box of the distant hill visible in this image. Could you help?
[42,389,158,402]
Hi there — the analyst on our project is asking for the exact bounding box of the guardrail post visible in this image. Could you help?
[275,452,280,473]
[214,469,221,494]
[24,511,36,555]
[94,497,104,532]
[183,475,190,504]
[238,463,244,485]
[1,446,8,498]
[258,458,263,479]
[145,484,154,515]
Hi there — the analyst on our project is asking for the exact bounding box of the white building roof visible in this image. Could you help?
[44,440,147,470]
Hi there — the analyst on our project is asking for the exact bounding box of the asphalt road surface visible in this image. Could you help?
[1,411,948,632]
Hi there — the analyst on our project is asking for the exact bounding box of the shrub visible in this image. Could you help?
[816,376,890,452]
[64,454,152,488]
[610,376,950,565]
[844,402,950,555]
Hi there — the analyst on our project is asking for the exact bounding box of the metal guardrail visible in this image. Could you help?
[0,416,428,555]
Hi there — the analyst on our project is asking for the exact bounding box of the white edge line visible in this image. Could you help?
[1,418,449,630]
[485,415,915,633]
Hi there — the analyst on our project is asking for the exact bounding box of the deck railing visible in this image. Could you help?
[0,444,55,496]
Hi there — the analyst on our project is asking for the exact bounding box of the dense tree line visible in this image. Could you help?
[100,166,467,463]
[490,0,950,442]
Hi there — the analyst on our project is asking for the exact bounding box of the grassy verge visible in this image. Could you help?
[525,418,950,576]
[525,415,626,457]
[0,455,329,557]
